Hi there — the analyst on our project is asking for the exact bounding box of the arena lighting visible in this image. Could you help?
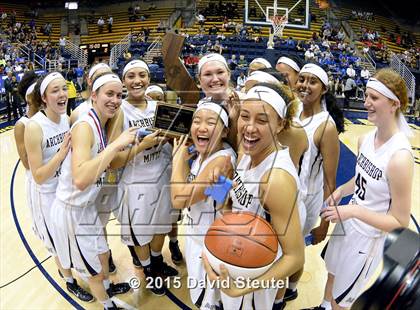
[65,2,78,10]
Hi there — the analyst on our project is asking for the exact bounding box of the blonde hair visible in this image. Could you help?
[278,83,298,130]
[374,68,409,113]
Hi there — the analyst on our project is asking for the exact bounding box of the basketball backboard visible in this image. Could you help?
[244,0,310,29]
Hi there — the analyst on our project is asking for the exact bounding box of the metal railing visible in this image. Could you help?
[365,50,376,70]
[390,54,416,106]
[64,39,87,67]
[109,32,131,69]
[144,37,162,64]
[16,42,44,69]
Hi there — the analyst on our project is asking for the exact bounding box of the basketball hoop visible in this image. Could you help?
[270,14,288,37]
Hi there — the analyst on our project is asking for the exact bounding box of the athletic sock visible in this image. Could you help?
[140,258,151,267]
[288,281,297,291]
[101,299,114,309]
[64,276,74,284]
[103,279,111,290]
[274,298,283,304]
[321,299,332,310]
[150,250,162,257]
[169,237,178,243]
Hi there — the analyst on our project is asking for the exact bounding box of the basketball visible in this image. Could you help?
[204,211,278,279]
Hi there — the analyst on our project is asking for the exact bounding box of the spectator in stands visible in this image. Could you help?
[97,17,105,33]
[304,48,315,62]
[286,37,296,49]
[322,39,330,49]
[209,25,218,36]
[333,76,343,96]
[65,72,77,115]
[59,36,66,55]
[346,64,356,79]
[227,54,237,70]
[237,55,248,69]
[296,40,305,52]
[236,71,246,90]
[134,4,141,14]
[75,66,84,90]
[157,19,167,32]
[360,66,370,84]
[123,51,132,61]
[184,53,199,72]
[337,41,346,51]
[4,72,23,122]
[343,76,357,108]
[196,12,206,26]
[337,29,345,41]
[128,5,134,15]
[107,15,113,33]
[212,40,223,54]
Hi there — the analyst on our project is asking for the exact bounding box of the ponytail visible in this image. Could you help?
[324,90,345,133]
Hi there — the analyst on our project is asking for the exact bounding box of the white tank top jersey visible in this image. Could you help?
[186,145,237,243]
[230,146,301,223]
[349,129,412,237]
[119,99,168,184]
[298,108,336,195]
[56,111,106,206]
[292,115,310,200]
[74,98,92,118]
[30,111,69,193]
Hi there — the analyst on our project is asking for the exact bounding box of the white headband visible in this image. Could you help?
[198,53,228,73]
[300,63,328,87]
[145,85,164,96]
[366,78,413,137]
[366,78,399,101]
[196,101,229,127]
[250,58,272,69]
[25,82,37,100]
[245,85,287,119]
[92,74,122,92]
[88,63,110,79]
[40,72,65,95]
[246,71,279,85]
[277,56,300,72]
[122,59,149,77]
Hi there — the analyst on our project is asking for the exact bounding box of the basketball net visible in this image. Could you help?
[270,14,288,38]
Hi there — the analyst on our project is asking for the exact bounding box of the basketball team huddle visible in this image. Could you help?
[14,52,414,310]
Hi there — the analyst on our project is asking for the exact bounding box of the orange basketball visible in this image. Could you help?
[204,211,278,279]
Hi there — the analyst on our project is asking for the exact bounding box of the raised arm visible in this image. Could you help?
[107,109,164,169]
[171,135,234,209]
[71,121,137,190]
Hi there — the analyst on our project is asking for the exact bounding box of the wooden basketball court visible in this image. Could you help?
[1,112,419,309]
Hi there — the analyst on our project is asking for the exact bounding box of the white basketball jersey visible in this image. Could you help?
[230,146,303,224]
[30,111,69,193]
[119,99,168,184]
[293,115,310,200]
[56,111,106,206]
[186,145,237,243]
[349,129,412,237]
[74,99,92,119]
[298,109,335,195]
